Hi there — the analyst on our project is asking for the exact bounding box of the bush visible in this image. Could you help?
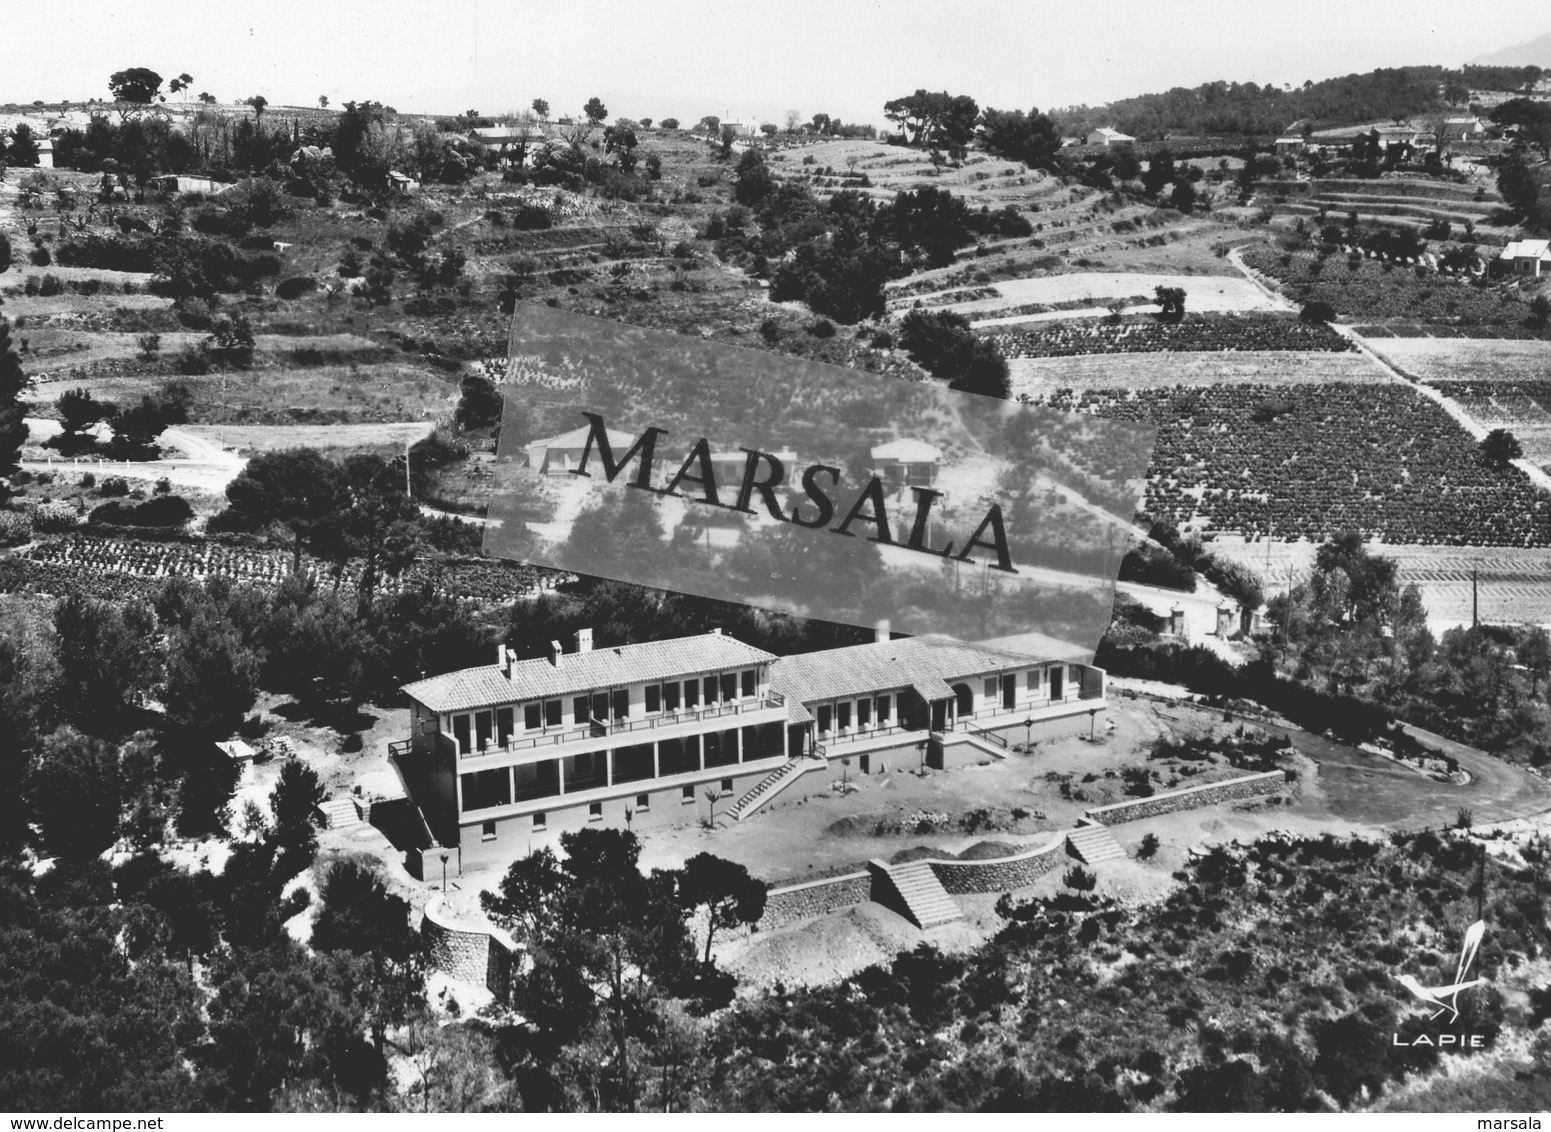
[30,502,80,533]
[274,275,318,300]
[89,496,194,528]
[1063,865,1097,892]
[29,245,52,267]
[98,476,131,497]
[0,511,33,546]
[1300,299,1337,325]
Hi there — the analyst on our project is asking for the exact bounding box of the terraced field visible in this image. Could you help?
[1007,349,1389,398]
[1031,382,1551,546]
[1364,338,1551,384]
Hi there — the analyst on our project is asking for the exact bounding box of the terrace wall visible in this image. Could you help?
[1083,769,1287,824]
[419,896,523,999]
[762,872,873,929]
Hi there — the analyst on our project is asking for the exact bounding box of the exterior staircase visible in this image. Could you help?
[1066,823,1125,865]
[869,859,964,929]
[317,796,365,831]
[726,757,821,822]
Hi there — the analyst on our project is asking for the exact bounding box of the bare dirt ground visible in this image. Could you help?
[938,272,1278,319]
[1007,350,1391,398]
[1365,337,1551,385]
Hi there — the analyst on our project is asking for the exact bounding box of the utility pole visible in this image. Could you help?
[1472,564,1479,629]
[404,437,412,499]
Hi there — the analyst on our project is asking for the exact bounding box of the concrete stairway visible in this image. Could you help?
[871,860,964,929]
[727,758,819,822]
[317,797,365,831]
[1066,823,1125,865]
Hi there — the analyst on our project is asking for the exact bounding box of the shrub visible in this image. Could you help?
[98,476,131,497]
[30,502,80,532]
[89,495,194,528]
[29,245,52,267]
[1063,865,1097,891]
[275,275,318,300]
[1300,300,1337,325]
[1138,832,1160,860]
[0,511,33,546]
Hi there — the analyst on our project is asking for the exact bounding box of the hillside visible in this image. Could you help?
[1470,31,1551,68]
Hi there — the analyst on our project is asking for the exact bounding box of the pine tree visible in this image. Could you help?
[0,317,27,505]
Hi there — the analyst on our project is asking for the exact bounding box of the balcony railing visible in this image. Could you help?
[450,693,786,759]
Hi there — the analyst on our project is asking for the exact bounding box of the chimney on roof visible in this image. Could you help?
[875,619,890,643]
[575,628,593,654]
[497,645,516,678]
[710,627,722,636]
[548,640,564,667]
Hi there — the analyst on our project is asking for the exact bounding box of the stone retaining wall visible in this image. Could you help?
[762,872,872,930]
[419,896,522,999]
[1083,769,1287,825]
[924,836,1070,894]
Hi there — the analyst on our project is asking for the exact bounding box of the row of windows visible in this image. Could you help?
[459,725,786,812]
[481,779,741,839]
[512,668,761,733]
[816,694,892,735]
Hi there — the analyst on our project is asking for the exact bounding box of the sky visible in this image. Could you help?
[7,0,1551,127]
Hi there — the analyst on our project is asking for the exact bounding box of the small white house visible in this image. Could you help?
[35,138,54,169]
[1500,239,1551,278]
[1443,116,1485,140]
[1086,127,1135,146]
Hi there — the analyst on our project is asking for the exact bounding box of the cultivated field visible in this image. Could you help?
[1008,349,1393,398]
[932,271,1277,318]
[1364,337,1551,384]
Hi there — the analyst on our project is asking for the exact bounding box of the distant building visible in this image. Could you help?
[1273,136,1306,154]
[524,424,641,476]
[871,438,941,491]
[467,126,546,157]
[1500,239,1551,278]
[719,121,757,138]
[35,137,53,169]
[1086,127,1135,146]
[152,174,233,196]
[1442,116,1486,140]
[387,170,419,195]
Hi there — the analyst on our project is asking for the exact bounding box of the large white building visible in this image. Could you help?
[393,628,1106,869]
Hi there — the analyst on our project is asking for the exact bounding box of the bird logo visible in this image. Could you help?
[1396,919,1486,1025]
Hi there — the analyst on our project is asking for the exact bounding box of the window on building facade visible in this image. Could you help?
[721,672,737,702]
[588,802,603,820]
[817,704,832,734]
[574,696,590,724]
[703,676,719,705]
[720,778,734,794]
[636,793,650,811]
[645,684,661,713]
[876,695,891,723]
[858,699,871,728]
[544,699,563,728]
[682,784,695,801]
[984,678,997,700]
[533,812,546,830]
[664,681,681,711]
[837,701,851,731]
[482,820,497,841]
[612,689,630,720]
[524,703,541,730]
[496,707,514,745]
[683,680,700,709]
[741,669,756,698]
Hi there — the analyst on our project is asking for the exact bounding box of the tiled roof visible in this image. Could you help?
[769,636,1060,709]
[403,632,776,713]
